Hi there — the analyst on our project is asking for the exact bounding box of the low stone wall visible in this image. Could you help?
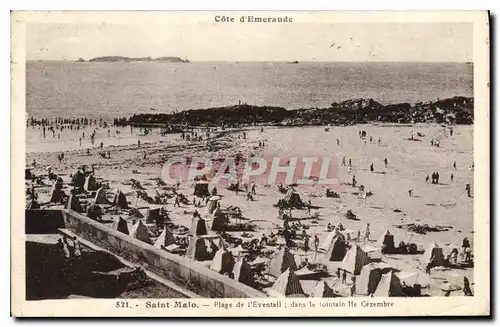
[61,209,266,298]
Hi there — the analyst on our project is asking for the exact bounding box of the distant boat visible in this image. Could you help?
[289,60,299,64]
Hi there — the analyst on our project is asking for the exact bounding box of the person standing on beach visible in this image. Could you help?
[336,139,340,146]
[384,158,388,168]
[352,175,357,188]
[465,184,472,197]
[378,137,381,146]
[341,156,346,166]
[453,161,457,170]
[100,141,103,149]
[79,137,82,146]
[348,158,352,167]
[370,163,374,172]
[138,140,141,148]
[450,173,454,182]
[364,223,370,241]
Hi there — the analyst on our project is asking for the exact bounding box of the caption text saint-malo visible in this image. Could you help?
[215,15,293,23]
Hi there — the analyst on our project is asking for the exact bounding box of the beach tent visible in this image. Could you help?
[211,209,229,231]
[86,204,102,221]
[113,191,129,209]
[205,195,220,215]
[311,281,336,298]
[373,271,403,297]
[397,271,431,288]
[323,236,348,262]
[94,187,111,205]
[269,268,305,297]
[278,189,305,209]
[153,228,176,249]
[421,242,446,267]
[129,220,151,244]
[379,229,396,254]
[49,183,65,204]
[65,194,83,213]
[115,216,129,235]
[232,258,254,287]
[210,248,235,274]
[193,180,210,197]
[319,230,346,252]
[26,199,40,209]
[339,244,369,275]
[190,216,208,236]
[72,170,86,189]
[146,208,160,224]
[84,174,98,192]
[356,262,395,295]
[185,236,211,261]
[269,247,298,277]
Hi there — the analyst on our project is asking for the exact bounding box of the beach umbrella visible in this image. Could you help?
[397,271,430,288]
[230,245,247,256]
[440,281,462,292]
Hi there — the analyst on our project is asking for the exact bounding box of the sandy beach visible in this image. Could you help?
[26,122,474,297]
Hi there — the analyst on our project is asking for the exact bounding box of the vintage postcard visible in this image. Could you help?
[11,11,490,317]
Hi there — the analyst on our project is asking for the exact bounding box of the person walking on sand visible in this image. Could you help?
[313,235,319,253]
[364,223,371,241]
[341,156,346,166]
[348,158,352,167]
[450,173,454,182]
[465,184,472,197]
[251,182,256,195]
[384,158,388,168]
[174,194,181,207]
[463,277,473,296]
[350,276,357,296]
[453,161,457,170]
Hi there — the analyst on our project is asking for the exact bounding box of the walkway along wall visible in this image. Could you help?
[61,209,266,298]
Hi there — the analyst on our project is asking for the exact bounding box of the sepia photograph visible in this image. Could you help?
[11,11,490,317]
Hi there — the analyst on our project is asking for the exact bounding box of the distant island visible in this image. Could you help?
[82,56,190,63]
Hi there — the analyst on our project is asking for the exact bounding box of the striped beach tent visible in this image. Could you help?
[210,248,235,275]
[154,228,176,249]
[269,268,305,297]
[339,244,369,275]
[129,219,151,244]
[311,281,336,298]
[373,270,403,297]
[269,247,298,277]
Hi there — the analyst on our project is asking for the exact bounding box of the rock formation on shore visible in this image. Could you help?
[88,56,189,63]
[114,96,473,127]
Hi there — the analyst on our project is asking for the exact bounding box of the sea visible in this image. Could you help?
[25,61,473,153]
[26,61,473,120]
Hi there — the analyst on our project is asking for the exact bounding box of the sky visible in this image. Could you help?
[26,22,472,62]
